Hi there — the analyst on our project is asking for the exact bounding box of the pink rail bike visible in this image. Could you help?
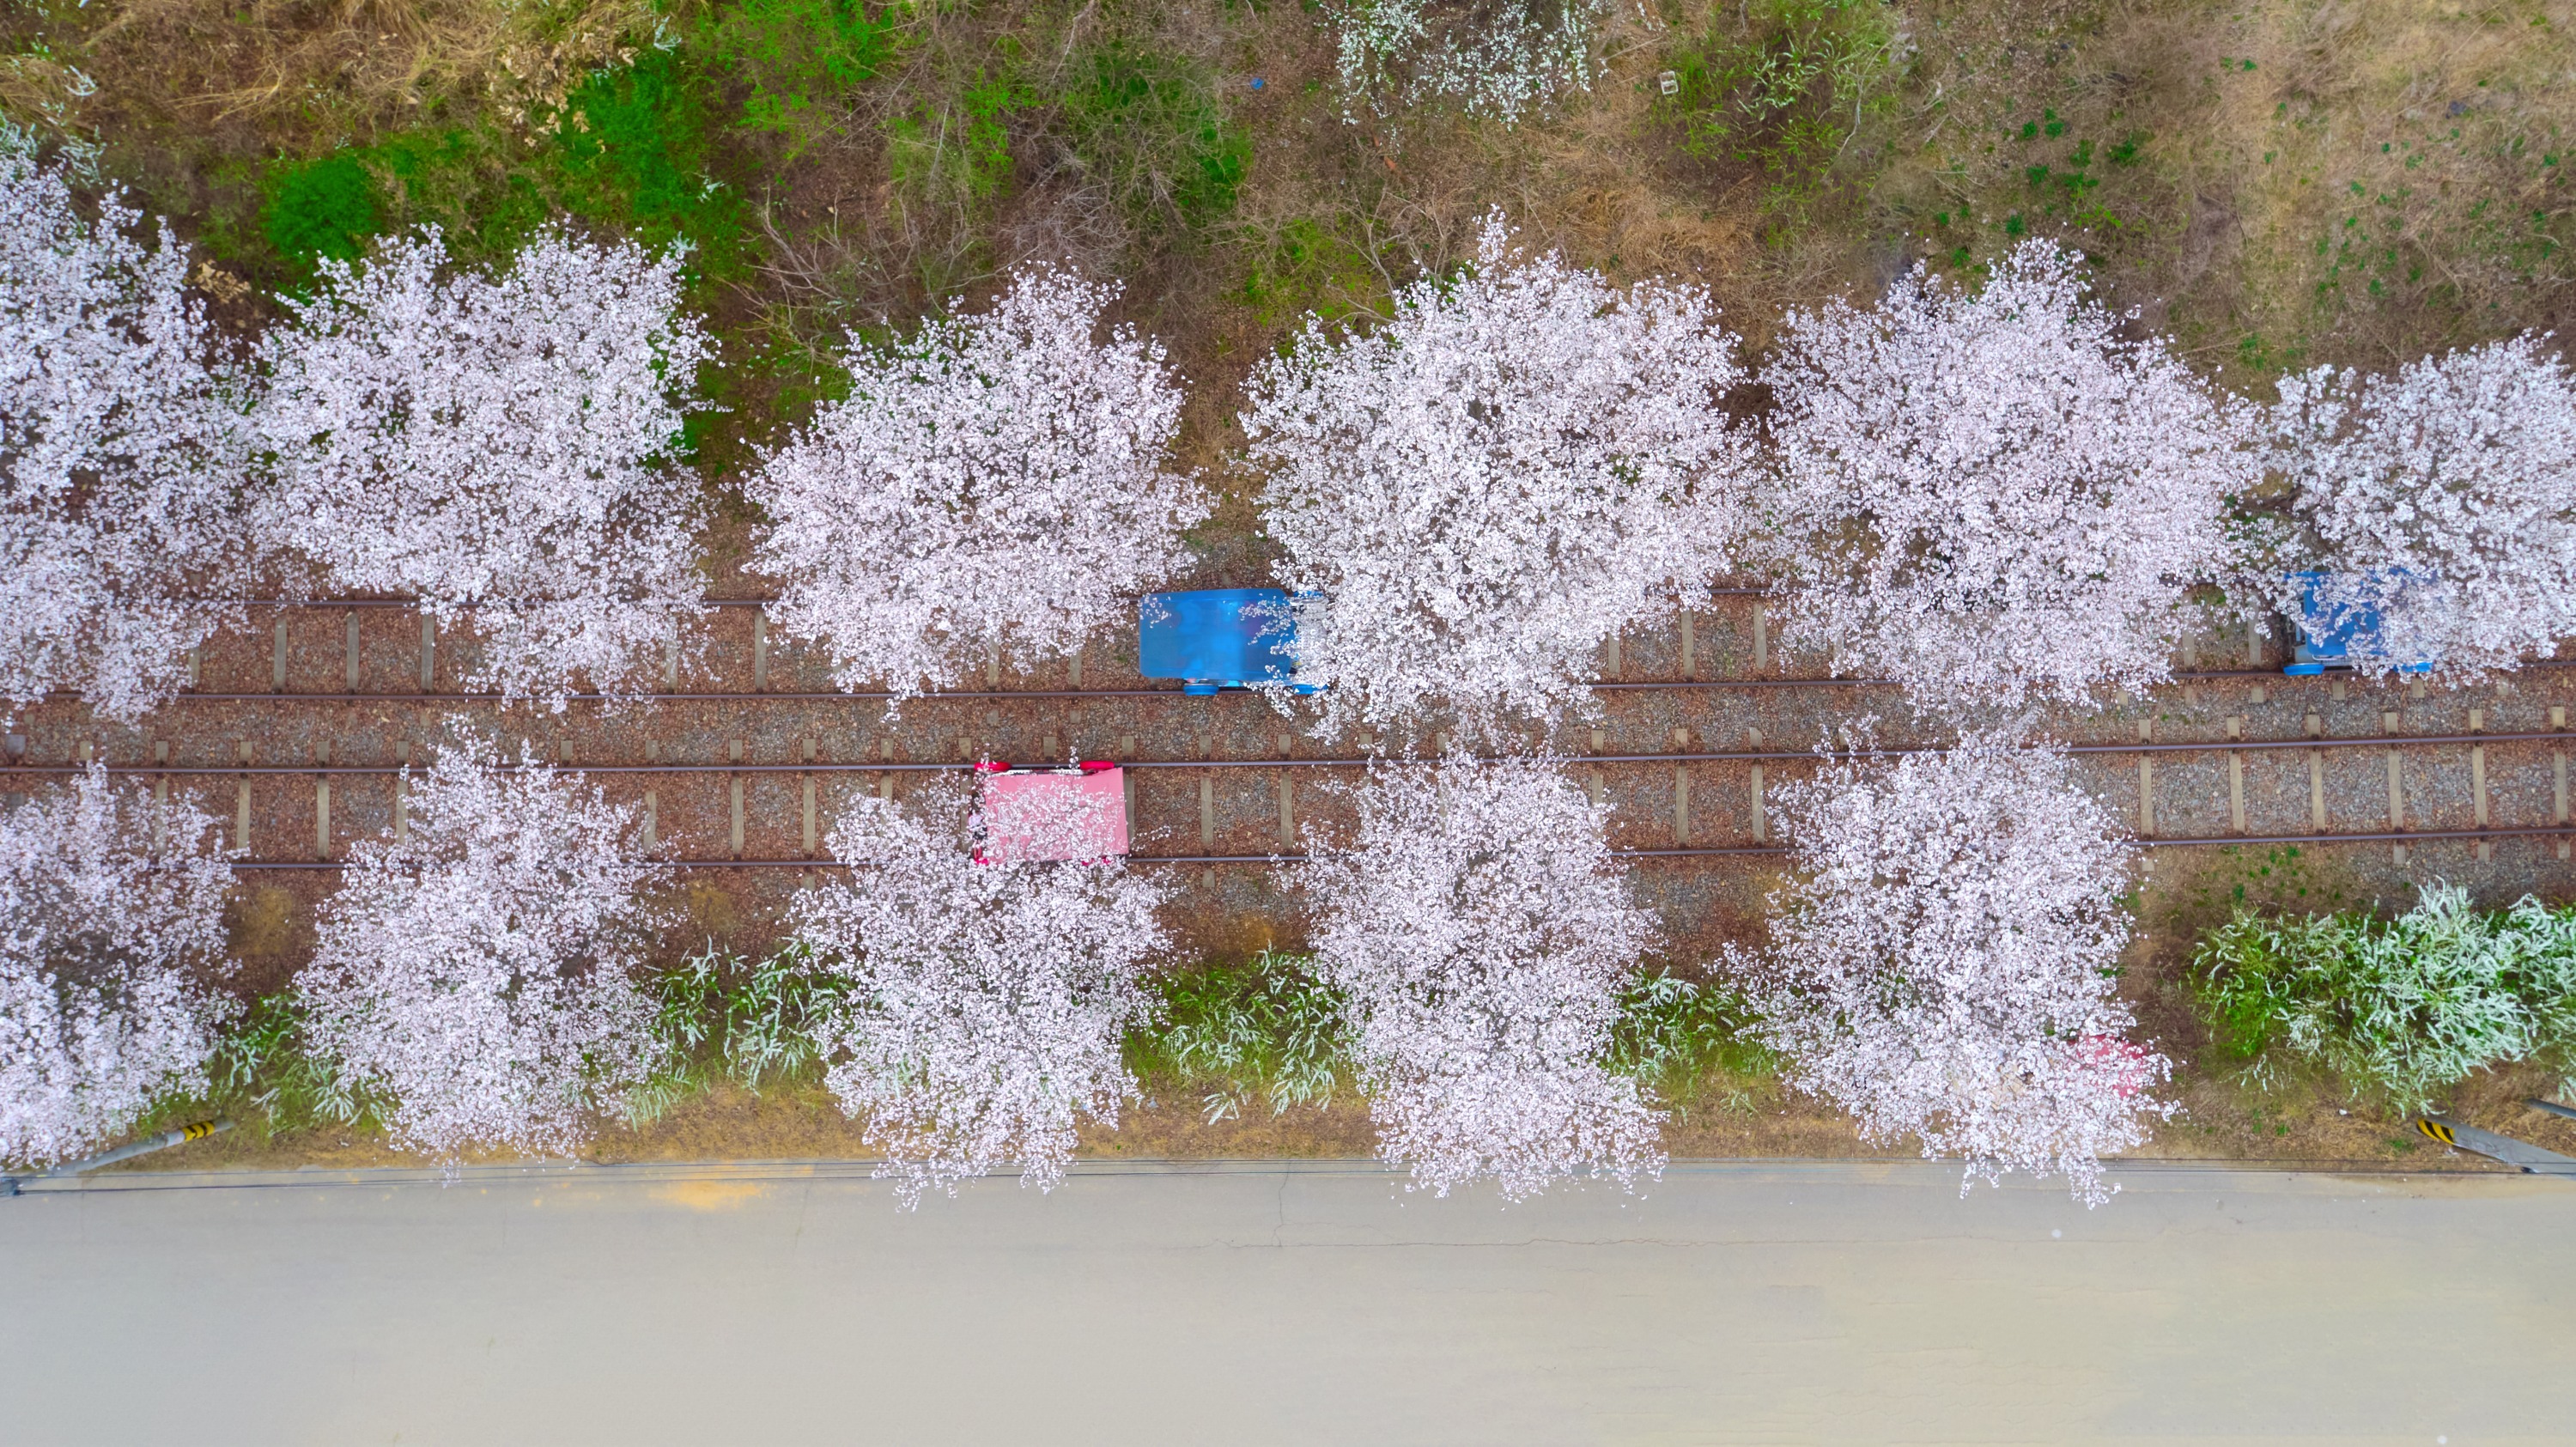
[971,760,1129,863]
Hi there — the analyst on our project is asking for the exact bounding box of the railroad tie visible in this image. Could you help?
[234,740,252,854]
[2556,708,2571,861]
[2385,710,2406,865]
[1672,727,1692,847]
[2227,715,2246,834]
[801,737,818,859]
[151,741,169,851]
[730,739,745,859]
[2307,713,2328,832]
[1747,727,1765,844]
[2470,708,2490,862]
[313,740,331,862]
[1278,735,1296,848]
[2136,719,2154,836]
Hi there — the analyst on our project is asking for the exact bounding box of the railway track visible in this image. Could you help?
[14,593,2576,875]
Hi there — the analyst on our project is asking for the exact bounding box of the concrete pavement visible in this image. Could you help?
[2,1158,2568,1444]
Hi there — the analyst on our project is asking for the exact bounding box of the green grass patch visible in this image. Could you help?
[1606,970,1775,1116]
[1129,952,1351,1122]
[700,0,909,151]
[1660,0,1899,202]
[2191,884,2576,1112]
[628,941,854,1125]
[1054,40,1249,237]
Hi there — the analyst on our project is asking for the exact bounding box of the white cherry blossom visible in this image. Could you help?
[0,765,238,1167]
[752,267,1207,700]
[1762,240,2252,714]
[297,730,665,1158]
[255,228,712,708]
[1,126,254,721]
[1299,754,1666,1199]
[792,787,1170,1206]
[2268,334,2576,675]
[1751,732,2172,1206]
[1242,213,1754,737]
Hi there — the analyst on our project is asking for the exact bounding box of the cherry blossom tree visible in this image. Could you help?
[2266,334,2576,675]
[2,125,255,722]
[1242,214,1755,737]
[751,268,1207,700]
[1751,733,2172,1206]
[0,765,238,1167]
[297,730,665,1158]
[792,786,1171,1206]
[1763,240,2251,714]
[255,228,712,708]
[1300,754,1666,1199]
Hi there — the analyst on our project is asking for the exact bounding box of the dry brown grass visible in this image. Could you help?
[1856,0,2576,382]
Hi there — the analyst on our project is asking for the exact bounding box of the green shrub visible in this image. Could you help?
[885,67,1022,209]
[1605,971,1773,1112]
[1661,0,1898,194]
[628,941,853,1125]
[262,154,381,268]
[2192,884,2576,1111]
[1239,217,1385,327]
[701,0,908,148]
[552,49,747,270]
[1128,952,1351,1122]
[136,990,374,1145]
[1056,42,1249,234]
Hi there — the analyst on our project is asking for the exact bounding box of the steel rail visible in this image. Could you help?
[64,660,2576,704]
[123,589,1785,608]
[15,730,2576,775]
[200,824,2576,869]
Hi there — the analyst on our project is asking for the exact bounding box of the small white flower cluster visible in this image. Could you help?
[0,125,253,723]
[0,765,237,1168]
[1753,733,2172,1207]
[1762,240,2257,716]
[1244,214,1753,736]
[793,787,1170,1207]
[257,228,714,708]
[297,730,666,1158]
[2269,335,2576,675]
[752,269,1207,701]
[1332,0,1607,125]
[1302,755,1666,1199]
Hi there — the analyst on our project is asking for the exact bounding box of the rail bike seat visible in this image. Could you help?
[972,760,1127,862]
[1137,588,1321,696]
[2281,568,2440,676]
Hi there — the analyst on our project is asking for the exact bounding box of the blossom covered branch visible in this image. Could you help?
[1752,733,2172,1206]
[1243,214,1753,736]
[296,731,667,1158]
[255,228,712,707]
[2267,335,2576,675]
[793,787,1170,1206]
[1,127,254,721]
[0,765,238,1167]
[1763,240,2251,714]
[1300,754,1666,1198]
[753,268,1207,700]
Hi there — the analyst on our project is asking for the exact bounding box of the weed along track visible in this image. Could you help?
[15,593,2576,939]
